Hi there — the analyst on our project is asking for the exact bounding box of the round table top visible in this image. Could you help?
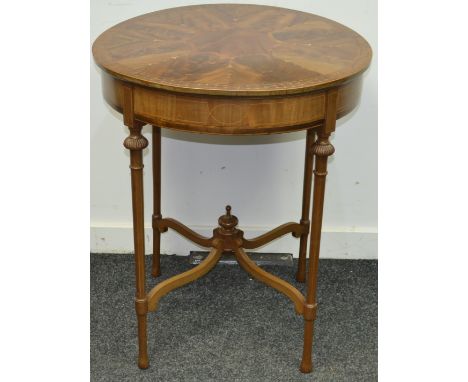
[92,4,372,97]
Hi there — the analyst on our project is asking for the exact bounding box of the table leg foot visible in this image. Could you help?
[136,299,149,369]
[136,314,149,369]
[295,256,306,282]
[151,251,161,278]
[295,236,307,282]
[299,318,314,373]
[295,273,306,283]
[151,268,161,278]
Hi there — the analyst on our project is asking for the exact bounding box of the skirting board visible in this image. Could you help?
[90,224,377,259]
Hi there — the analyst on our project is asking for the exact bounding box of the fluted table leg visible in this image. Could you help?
[299,130,335,373]
[123,84,149,369]
[152,126,162,277]
[296,128,315,282]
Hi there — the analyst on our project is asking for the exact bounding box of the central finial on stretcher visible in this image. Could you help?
[218,205,238,231]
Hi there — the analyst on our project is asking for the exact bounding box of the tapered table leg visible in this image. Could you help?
[299,130,335,373]
[124,119,149,369]
[296,129,315,282]
[152,126,161,277]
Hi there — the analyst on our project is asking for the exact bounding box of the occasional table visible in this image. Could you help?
[92,4,372,373]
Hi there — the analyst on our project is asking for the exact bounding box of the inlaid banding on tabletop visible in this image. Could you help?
[93,4,372,97]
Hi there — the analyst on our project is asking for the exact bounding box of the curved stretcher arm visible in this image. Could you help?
[242,222,307,249]
[234,246,305,315]
[157,218,214,248]
[147,241,223,312]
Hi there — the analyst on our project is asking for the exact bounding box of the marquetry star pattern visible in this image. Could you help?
[93,4,371,95]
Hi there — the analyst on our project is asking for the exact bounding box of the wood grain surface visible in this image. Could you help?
[101,72,362,134]
[93,4,371,96]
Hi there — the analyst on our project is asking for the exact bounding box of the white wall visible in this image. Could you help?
[90,0,377,259]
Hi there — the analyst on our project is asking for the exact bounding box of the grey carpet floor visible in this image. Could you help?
[91,254,377,382]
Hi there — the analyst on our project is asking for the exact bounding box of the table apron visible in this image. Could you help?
[102,73,362,134]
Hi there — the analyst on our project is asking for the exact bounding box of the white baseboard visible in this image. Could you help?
[91,224,377,259]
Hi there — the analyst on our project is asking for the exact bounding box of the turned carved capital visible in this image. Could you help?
[123,120,148,150]
[311,134,335,157]
[124,133,149,151]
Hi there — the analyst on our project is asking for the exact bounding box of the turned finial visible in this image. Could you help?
[218,205,238,231]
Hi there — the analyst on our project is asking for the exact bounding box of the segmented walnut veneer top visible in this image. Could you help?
[92,4,372,96]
